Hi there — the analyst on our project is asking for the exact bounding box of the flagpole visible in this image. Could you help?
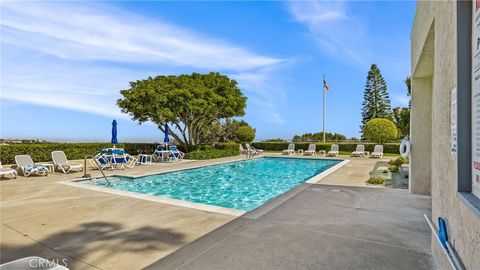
[323,75,326,143]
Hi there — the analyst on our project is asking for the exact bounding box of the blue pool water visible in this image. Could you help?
[86,157,341,211]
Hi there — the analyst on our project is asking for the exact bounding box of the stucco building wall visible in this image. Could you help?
[411,1,480,269]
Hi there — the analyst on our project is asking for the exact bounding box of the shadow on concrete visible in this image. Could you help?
[146,184,433,270]
[1,221,186,269]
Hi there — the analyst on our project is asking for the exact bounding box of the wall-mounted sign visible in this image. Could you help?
[472,0,480,198]
[451,87,457,159]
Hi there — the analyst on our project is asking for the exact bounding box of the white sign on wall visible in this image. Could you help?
[472,0,480,198]
[451,87,457,159]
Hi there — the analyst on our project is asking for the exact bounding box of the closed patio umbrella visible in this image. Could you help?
[163,124,170,144]
[111,120,118,147]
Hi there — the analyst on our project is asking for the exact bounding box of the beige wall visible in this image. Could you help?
[410,77,432,195]
[411,1,480,269]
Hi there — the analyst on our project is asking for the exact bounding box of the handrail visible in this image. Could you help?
[83,155,110,185]
[424,214,464,270]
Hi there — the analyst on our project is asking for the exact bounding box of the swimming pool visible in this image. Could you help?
[85,157,342,211]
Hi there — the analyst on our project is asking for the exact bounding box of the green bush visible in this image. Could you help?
[213,141,239,151]
[363,118,398,144]
[388,164,400,173]
[184,149,239,160]
[367,177,385,185]
[389,156,408,166]
[236,126,255,143]
[250,142,400,154]
[185,142,239,160]
[262,138,286,142]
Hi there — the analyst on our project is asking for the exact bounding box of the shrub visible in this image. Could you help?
[184,149,239,160]
[363,118,398,144]
[388,164,399,173]
[262,138,286,142]
[185,142,239,159]
[389,156,408,166]
[236,126,256,143]
[367,177,385,185]
[214,141,239,151]
[250,142,400,154]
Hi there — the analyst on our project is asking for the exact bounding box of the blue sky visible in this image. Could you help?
[0,1,415,142]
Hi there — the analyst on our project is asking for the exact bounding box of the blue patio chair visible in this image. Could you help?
[168,145,184,161]
[153,144,167,162]
[111,148,136,169]
[89,151,112,170]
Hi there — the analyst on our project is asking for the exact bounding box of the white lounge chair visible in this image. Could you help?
[327,144,339,157]
[370,145,384,158]
[0,162,17,179]
[15,155,49,177]
[246,143,263,155]
[282,143,295,155]
[304,144,316,155]
[51,151,84,174]
[351,145,366,157]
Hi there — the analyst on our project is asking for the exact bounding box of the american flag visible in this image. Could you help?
[323,78,331,92]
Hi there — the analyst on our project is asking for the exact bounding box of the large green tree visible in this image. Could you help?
[392,76,411,138]
[198,118,251,144]
[392,107,410,138]
[361,64,392,132]
[117,72,247,151]
[405,76,411,106]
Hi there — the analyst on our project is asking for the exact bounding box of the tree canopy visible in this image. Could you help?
[117,72,247,151]
[236,126,256,143]
[199,118,251,144]
[361,64,392,132]
[392,77,411,138]
[292,132,347,142]
[363,118,397,144]
[392,107,410,138]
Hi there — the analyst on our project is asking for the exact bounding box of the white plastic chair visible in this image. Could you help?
[327,144,339,157]
[282,143,295,155]
[304,144,316,155]
[52,151,83,174]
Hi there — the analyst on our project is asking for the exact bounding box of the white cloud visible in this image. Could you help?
[286,0,370,66]
[1,2,282,71]
[287,1,348,24]
[0,1,286,124]
[393,95,410,107]
[231,67,287,124]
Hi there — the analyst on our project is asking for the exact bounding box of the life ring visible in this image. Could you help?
[400,138,410,157]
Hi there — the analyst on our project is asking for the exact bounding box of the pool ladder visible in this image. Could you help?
[82,155,110,185]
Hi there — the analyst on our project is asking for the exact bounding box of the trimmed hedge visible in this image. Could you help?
[0,143,158,164]
[251,142,400,154]
[0,142,240,164]
[185,142,240,160]
[185,149,239,160]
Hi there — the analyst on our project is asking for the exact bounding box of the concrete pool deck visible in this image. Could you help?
[0,154,432,269]
[147,185,433,270]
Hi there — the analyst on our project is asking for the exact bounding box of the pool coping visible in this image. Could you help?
[58,156,349,217]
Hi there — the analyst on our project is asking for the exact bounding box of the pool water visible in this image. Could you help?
[86,157,341,211]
